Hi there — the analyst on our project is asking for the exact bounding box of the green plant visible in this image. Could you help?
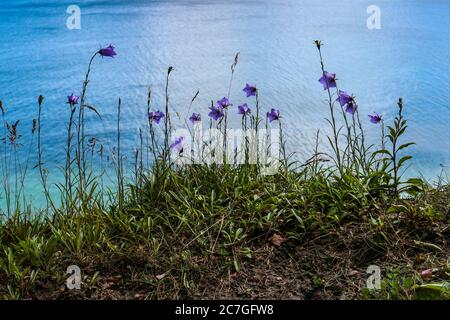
[375,98,416,195]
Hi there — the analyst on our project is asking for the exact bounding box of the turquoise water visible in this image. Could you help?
[0,0,449,208]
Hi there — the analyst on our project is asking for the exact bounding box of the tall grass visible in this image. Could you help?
[0,42,448,300]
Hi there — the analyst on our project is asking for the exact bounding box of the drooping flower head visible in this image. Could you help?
[170,136,185,154]
[368,113,382,124]
[216,97,232,109]
[243,83,257,97]
[267,108,280,123]
[238,103,251,116]
[148,110,165,124]
[98,45,117,58]
[345,100,358,115]
[336,90,358,115]
[189,112,201,124]
[67,93,79,105]
[336,90,351,107]
[208,105,224,121]
[318,71,336,90]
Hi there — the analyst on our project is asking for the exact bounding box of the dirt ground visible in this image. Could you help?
[29,220,449,300]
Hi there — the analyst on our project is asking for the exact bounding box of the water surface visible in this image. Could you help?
[0,0,449,208]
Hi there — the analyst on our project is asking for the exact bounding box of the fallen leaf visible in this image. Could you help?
[269,233,288,247]
[413,240,442,252]
[156,271,170,280]
[421,269,433,280]
[348,269,359,276]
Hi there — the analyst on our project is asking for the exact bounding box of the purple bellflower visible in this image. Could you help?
[336,90,351,107]
[98,45,117,58]
[243,84,257,97]
[345,100,358,115]
[238,103,251,116]
[170,136,185,154]
[189,112,201,124]
[148,110,165,124]
[67,93,79,105]
[337,90,358,115]
[208,106,224,121]
[216,97,232,109]
[267,108,280,123]
[368,113,382,124]
[318,71,336,90]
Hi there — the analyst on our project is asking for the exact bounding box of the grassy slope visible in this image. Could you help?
[0,45,449,301]
[0,164,448,300]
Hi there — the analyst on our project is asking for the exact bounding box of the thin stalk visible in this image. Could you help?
[65,106,76,211]
[163,67,173,164]
[116,98,123,211]
[224,53,239,164]
[76,52,98,197]
[37,96,56,213]
[316,45,342,170]
[0,105,11,218]
[255,90,260,166]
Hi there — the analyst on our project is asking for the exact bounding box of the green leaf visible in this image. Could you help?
[398,126,407,137]
[414,282,450,300]
[388,127,396,138]
[397,156,413,168]
[85,104,102,119]
[373,149,393,157]
[233,258,240,272]
[398,142,415,151]
[406,178,424,186]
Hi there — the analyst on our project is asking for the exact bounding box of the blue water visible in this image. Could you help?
[0,0,449,208]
